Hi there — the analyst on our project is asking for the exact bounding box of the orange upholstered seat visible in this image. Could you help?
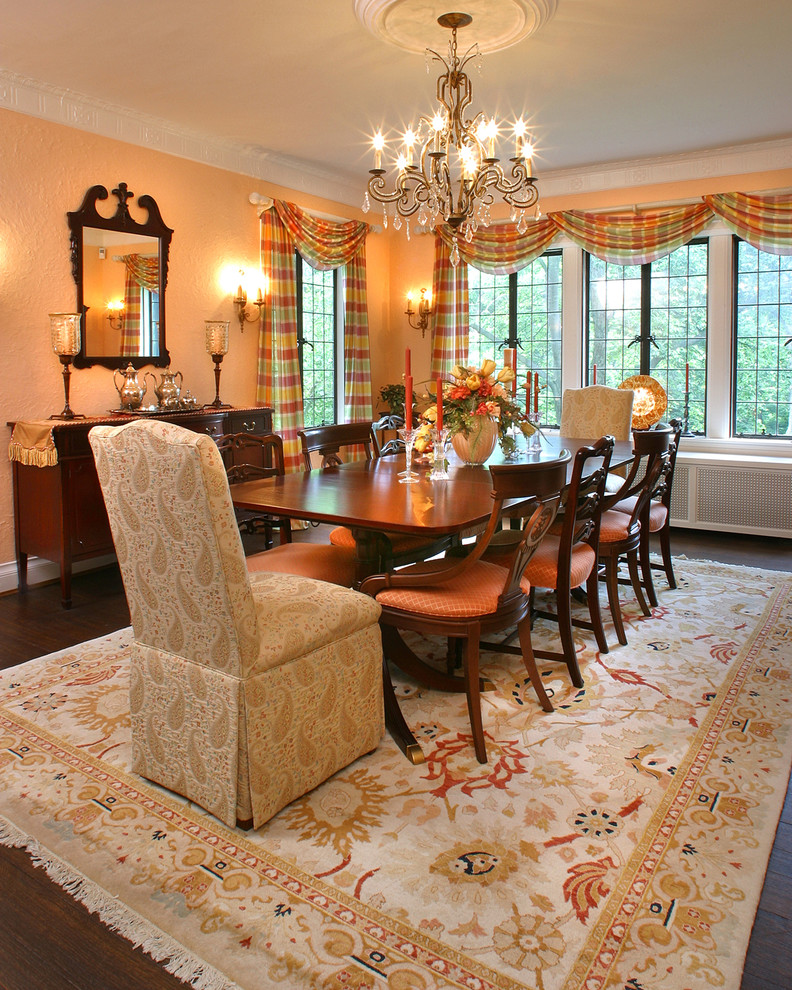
[247,543,357,587]
[375,559,512,617]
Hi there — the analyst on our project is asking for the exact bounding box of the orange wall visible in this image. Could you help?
[1,106,791,575]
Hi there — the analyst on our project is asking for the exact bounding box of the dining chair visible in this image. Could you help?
[88,418,384,829]
[298,421,457,571]
[299,421,380,468]
[215,432,293,548]
[484,436,616,686]
[597,427,674,645]
[360,453,571,764]
[560,385,634,440]
[611,419,682,607]
[560,385,633,493]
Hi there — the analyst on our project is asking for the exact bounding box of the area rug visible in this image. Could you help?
[1,557,791,990]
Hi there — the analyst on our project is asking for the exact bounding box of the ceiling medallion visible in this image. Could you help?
[354,0,558,54]
[362,11,541,261]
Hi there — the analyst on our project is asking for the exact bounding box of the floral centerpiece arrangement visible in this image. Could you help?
[420,359,535,462]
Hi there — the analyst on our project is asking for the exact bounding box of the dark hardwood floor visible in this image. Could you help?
[0,529,790,990]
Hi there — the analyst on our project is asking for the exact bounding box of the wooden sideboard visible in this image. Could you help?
[8,406,273,608]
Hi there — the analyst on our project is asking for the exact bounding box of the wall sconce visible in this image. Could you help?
[234,271,268,331]
[405,288,433,337]
[205,320,231,408]
[106,300,124,331]
[49,313,84,420]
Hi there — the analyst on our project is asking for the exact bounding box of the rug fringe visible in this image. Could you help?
[0,815,239,990]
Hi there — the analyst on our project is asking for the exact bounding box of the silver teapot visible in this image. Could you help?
[147,369,183,409]
[114,363,148,410]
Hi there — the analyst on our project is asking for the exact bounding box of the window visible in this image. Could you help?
[733,239,792,437]
[296,256,338,428]
[586,241,708,432]
[139,287,160,356]
[467,251,563,425]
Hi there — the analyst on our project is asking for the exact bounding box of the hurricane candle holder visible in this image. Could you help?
[49,313,84,420]
[397,427,419,484]
[429,427,450,481]
[527,414,542,453]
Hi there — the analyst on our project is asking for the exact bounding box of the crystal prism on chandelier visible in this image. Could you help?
[362,11,540,247]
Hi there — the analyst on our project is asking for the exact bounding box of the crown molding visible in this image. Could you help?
[538,138,792,199]
[0,69,363,207]
[2,68,790,212]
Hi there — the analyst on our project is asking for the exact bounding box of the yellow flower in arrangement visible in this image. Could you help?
[415,358,534,462]
[424,360,534,456]
[413,421,433,454]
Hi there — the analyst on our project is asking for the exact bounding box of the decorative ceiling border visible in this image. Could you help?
[0,69,363,207]
[1,68,790,211]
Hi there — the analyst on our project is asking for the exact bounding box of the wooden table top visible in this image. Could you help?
[230,435,634,537]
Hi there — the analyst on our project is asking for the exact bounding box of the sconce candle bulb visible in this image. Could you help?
[234,269,268,331]
[405,287,433,337]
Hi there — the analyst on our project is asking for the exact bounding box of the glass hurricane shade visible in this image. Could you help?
[205,321,229,356]
[50,313,82,356]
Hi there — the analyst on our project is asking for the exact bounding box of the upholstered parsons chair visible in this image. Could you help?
[89,419,384,830]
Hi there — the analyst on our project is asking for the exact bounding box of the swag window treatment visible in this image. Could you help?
[257,201,373,473]
[429,190,792,372]
[120,253,159,358]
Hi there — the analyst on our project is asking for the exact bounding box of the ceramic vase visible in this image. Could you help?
[450,416,498,465]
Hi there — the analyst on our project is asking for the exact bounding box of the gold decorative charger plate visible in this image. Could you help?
[618,374,667,429]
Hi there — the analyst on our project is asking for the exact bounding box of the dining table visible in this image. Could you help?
[230,433,634,762]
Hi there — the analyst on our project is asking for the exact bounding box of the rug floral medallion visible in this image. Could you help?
[1,558,791,990]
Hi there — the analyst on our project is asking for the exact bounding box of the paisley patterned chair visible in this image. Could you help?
[560,385,634,493]
[89,419,384,830]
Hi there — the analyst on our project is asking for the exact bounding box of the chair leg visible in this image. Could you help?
[556,587,584,688]
[659,525,676,589]
[517,616,554,713]
[462,631,488,764]
[639,529,659,608]
[585,567,609,655]
[604,555,628,646]
[628,549,652,616]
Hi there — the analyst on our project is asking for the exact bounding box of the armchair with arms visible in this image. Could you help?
[360,453,570,764]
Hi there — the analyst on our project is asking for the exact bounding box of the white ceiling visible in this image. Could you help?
[2,0,792,207]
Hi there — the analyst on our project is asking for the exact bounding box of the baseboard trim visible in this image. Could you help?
[0,555,116,596]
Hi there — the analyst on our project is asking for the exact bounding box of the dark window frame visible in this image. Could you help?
[295,254,339,428]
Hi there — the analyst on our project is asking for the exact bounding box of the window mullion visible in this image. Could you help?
[640,262,652,374]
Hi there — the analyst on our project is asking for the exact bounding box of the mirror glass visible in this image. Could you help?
[70,183,172,369]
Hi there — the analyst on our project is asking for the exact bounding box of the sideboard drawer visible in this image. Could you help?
[226,409,273,435]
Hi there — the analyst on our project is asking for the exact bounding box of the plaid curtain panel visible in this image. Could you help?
[121,266,142,358]
[550,204,713,265]
[430,233,469,377]
[343,249,374,422]
[257,209,305,474]
[705,192,792,255]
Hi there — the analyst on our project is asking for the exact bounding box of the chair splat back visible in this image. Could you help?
[299,422,379,470]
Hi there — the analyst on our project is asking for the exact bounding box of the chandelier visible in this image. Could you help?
[363,11,539,262]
